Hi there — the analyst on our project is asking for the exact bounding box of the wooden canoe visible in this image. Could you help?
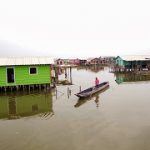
[75,82,109,98]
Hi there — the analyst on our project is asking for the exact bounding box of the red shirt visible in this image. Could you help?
[95,78,99,86]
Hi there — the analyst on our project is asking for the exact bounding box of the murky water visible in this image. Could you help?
[0,66,150,150]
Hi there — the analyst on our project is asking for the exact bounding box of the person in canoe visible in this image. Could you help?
[95,77,99,87]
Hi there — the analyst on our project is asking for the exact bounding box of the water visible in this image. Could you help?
[0,66,150,150]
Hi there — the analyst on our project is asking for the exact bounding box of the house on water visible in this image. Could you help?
[115,55,150,72]
[0,57,54,92]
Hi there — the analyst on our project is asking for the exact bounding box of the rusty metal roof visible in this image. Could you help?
[0,57,54,66]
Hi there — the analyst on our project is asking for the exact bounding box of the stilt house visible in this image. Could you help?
[0,57,54,90]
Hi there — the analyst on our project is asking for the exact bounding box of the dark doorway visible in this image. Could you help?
[7,68,15,83]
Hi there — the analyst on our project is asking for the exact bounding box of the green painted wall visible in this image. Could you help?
[0,67,6,86]
[115,56,131,66]
[0,65,51,87]
[115,56,124,66]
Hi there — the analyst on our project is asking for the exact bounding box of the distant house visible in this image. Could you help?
[79,59,87,65]
[63,59,70,65]
[102,56,115,64]
[55,59,64,65]
[0,57,54,90]
[55,58,82,66]
[99,57,106,64]
[115,55,150,71]
[87,58,101,65]
[69,59,80,65]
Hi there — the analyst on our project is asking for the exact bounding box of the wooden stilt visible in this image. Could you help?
[80,86,81,92]
[56,88,57,99]
[10,87,12,92]
[4,87,6,92]
[70,67,72,84]
[39,85,41,90]
[16,86,19,91]
[28,85,30,93]
[22,85,24,91]
[67,87,69,97]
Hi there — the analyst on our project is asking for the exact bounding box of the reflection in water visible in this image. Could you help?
[9,96,16,115]
[74,99,87,107]
[74,86,109,108]
[0,91,53,120]
[115,73,150,84]
[77,65,104,73]
[94,95,100,108]
[74,94,100,108]
[32,104,39,113]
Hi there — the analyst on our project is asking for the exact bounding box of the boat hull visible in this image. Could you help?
[75,82,109,98]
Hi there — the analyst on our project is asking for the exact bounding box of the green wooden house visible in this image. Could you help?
[115,56,150,71]
[115,56,132,68]
[0,57,54,90]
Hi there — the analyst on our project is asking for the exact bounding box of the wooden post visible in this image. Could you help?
[28,85,30,93]
[32,85,35,91]
[44,84,47,92]
[39,85,41,90]
[70,67,72,84]
[4,87,6,92]
[55,67,59,83]
[56,88,57,99]
[16,86,19,91]
[80,86,81,92]
[67,87,69,98]
[23,85,25,91]
[69,89,71,95]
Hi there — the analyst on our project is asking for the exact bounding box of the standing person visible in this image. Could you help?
[95,77,99,87]
[65,72,67,79]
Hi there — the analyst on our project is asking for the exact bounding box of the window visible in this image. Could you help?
[30,67,37,75]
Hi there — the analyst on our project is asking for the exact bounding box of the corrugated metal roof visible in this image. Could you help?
[0,57,54,66]
[119,55,150,61]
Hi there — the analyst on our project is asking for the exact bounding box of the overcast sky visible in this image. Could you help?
[0,0,150,58]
